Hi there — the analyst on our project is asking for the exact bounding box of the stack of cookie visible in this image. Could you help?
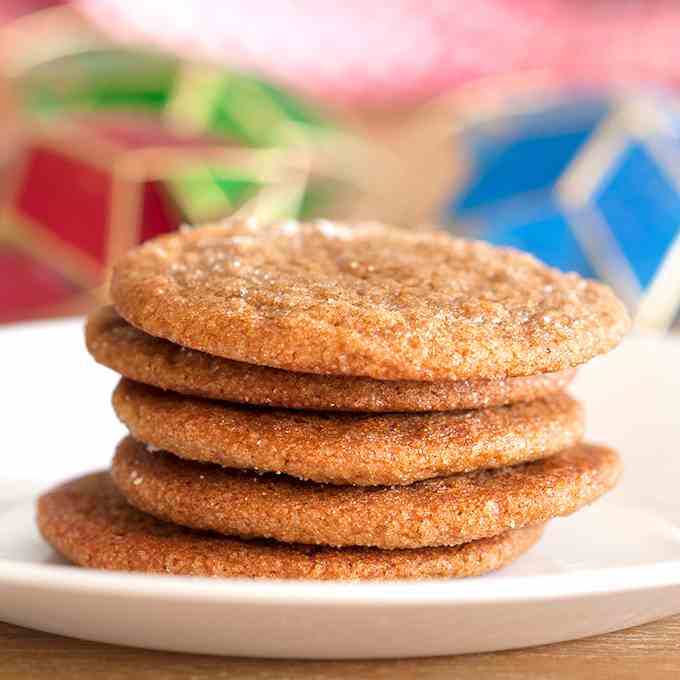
[38,220,629,580]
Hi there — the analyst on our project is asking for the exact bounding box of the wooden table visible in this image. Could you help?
[1,615,679,679]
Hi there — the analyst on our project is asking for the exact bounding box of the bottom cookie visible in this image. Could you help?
[37,473,544,580]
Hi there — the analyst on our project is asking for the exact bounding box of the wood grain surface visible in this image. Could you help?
[1,615,679,679]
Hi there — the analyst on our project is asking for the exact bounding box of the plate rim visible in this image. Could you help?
[3,329,680,610]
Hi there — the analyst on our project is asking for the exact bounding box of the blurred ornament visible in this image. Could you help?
[0,5,359,323]
[77,0,680,107]
[444,88,680,332]
[18,48,329,146]
[0,113,322,319]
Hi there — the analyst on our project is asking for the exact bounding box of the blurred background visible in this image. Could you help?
[2,1,680,333]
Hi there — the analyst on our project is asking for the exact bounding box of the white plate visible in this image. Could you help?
[1,319,680,659]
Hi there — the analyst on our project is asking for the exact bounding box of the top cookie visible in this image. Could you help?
[111,220,630,380]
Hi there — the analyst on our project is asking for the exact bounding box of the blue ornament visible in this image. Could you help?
[444,91,680,331]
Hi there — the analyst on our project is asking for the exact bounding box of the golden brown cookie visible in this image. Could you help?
[110,220,629,381]
[112,379,584,486]
[37,473,544,580]
[88,306,577,412]
[112,437,620,549]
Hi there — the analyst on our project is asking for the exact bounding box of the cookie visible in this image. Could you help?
[37,473,544,580]
[113,379,584,486]
[110,220,629,380]
[112,437,620,549]
[88,306,577,412]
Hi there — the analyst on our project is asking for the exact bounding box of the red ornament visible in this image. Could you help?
[0,116,218,323]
